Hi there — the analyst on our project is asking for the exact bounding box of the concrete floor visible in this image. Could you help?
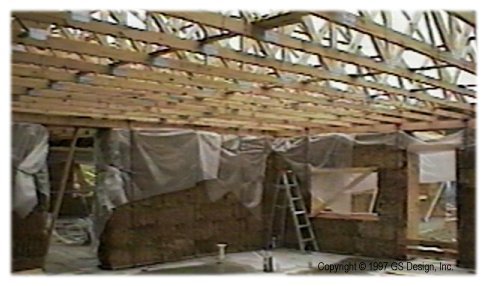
[41,242,474,275]
[419,217,457,242]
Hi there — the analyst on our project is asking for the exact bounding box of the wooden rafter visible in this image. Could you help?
[161,11,475,96]
[14,11,476,112]
[252,12,307,29]
[312,11,476,74]
[10,10,476,136]
[448,11,476,27]
[12,51,468,122]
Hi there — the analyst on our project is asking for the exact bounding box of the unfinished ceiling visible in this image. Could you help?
[11,11,476,136]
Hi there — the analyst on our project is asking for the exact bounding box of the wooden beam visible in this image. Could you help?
[161,11,476,97]
[301,118,473,135]
[10,11,476,135]
[14,95,351,131]
[13,110,474,136]
[13,98,318,132]
[12,68,363,129]
[12,112,281,136]
[312,11,476,75]
[151,12,307,56]
[13,12,476,111]
[11,63,374,126]
[401,119,470,131]
[16,60,443,127]
[252,12,308,29]
[448,11,476,27]
[11,50,470,123]
[13,53,455,125]
[13,66,434,127]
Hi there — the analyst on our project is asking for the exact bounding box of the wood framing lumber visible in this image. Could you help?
[161,11,475,96]
[12,12,476,111]
[312,11,476,74]
[297,119,474,136]
[150,12,307,56]
[12,112,281,136]
[11,70,434,125]
[11,50,470,122]
[12,111,474,136]
[13,96,341,131]
[252,12,308,29]
[448,11,476,27]
[13,67,366,128]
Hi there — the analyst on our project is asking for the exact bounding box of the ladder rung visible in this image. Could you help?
[294,210,306,215]
[298,223,310,228]
[291,196,301,201]
[302,238,315,242]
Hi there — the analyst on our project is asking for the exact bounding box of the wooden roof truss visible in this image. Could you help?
[11,10,476,136]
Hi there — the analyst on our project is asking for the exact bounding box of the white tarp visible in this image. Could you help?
[130,129,222,199]
[12,123,50,218]
[274,131,464,215]
[204,135,271,209]
[419,150,456,183]
[310,168,378,214]
[93,129,271,238]
[92,128,466,237]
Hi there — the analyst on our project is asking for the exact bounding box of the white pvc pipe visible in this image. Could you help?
[217,243,227,263]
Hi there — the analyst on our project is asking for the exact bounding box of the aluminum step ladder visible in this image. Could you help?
[267,169,319,252]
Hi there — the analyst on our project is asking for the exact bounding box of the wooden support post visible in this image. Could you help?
[42,127,80,268]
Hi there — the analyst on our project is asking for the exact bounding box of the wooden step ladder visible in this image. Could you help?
[267,170,319,252]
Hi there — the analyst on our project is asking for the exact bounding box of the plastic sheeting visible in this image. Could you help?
[419,150,456,183]
[130,129,222,199]
[93,129,271,238]
[310,168,378,214]
[204,135,271,209]
[272,134,353,168]
[94,129,216,238]
[273,131,465,215]
[95,129,465,208]
[93,128,467,235]
[272,134,355,206]
[95,129,222,203]
[12,123,50,218]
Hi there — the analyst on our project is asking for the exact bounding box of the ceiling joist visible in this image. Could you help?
[10,10,476,136]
